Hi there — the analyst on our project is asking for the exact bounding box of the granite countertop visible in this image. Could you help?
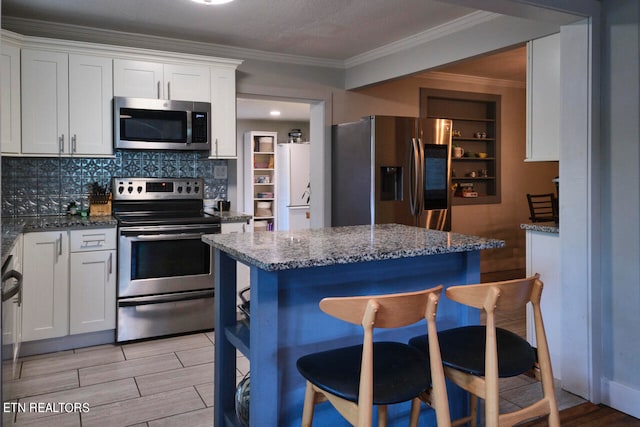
[2,215,117,263]
[203,223,505,272]
[206,209,252,223]
[520,223,560,234]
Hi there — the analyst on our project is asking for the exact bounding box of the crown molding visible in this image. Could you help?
[1,16,345,69]
[343,10,500,68]
[416,71,526,89]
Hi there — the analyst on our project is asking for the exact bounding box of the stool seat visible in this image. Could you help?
[297,342,429,405]
[409,326,536,378]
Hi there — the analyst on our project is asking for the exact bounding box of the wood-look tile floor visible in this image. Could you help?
[2,331,245,426]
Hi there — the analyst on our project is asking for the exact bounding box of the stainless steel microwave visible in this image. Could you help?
[114,97,211,151]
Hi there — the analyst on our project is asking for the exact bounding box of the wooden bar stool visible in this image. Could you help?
[296,286,451,427]
[409,274,560,427]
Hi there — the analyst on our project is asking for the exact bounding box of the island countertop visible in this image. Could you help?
[203,223,505,271]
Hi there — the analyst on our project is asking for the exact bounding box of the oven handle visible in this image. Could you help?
[124,232,211,241]
[118,290,214,307]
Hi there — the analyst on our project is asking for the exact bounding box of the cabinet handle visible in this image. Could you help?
[215,138,219,157]
[59,134,65,153]
[167,81,171,100]
[157,81,161,99]
[108,253,113,276]
[72,134,77,153]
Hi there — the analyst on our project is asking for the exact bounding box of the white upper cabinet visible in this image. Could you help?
[21,49,113,156]
[526,33,560,162]
[210,66,237,158]
[21,49,69,155]
[68,54,114,155]
[114,59,211,102]
[1,43,21,154]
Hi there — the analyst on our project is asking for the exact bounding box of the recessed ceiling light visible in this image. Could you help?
[191,0,234,5]
[270,110,281,117]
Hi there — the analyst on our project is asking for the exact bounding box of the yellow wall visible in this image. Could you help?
[333,73,558,273]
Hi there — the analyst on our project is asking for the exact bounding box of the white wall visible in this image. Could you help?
[600,0,640,416]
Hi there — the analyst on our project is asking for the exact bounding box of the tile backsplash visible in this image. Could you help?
[1,150,228,217]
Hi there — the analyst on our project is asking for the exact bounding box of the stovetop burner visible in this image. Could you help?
[112,177,221,227]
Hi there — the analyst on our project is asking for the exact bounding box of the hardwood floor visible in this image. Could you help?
[521,402,640,426]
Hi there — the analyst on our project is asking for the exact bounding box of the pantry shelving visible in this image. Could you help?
[420,88,501,205]
[244,131,278,231]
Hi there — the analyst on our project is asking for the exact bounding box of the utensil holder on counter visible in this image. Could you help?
[89,194,112,216]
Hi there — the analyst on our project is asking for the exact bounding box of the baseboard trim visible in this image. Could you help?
[601,378,640,418]
[19,330,116,357]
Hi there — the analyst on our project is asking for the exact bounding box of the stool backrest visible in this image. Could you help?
[320,285,443,329]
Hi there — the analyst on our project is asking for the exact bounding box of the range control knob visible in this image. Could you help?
[127,186,133,193]
[186,186,192,193]
[118,186,124,194]
[137,186,143,193]
[194,186,200,193]
[177,186,183,193]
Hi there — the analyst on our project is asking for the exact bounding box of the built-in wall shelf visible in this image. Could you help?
[421,88,502,205]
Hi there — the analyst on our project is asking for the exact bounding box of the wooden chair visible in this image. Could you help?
[409,274,560,427]
[296,286,451,427]
[526,193,559,223]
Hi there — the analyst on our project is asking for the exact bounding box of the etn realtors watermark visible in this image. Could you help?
[4,402,90,414]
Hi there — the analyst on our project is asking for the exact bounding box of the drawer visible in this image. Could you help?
[70,228,117,252]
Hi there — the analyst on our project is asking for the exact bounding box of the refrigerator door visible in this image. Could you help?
[287,143,311,207]
[277,143,311,230]
[372,116,417,226]
[417,118,452,231]
[288,206,311,231]
[332,118,373,226]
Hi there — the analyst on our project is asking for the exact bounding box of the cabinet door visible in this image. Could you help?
[164,64,210,102]
[526,33,560,161]
[113,59,164,99]
[70,250,116,334]
[210,66,237,158]
[21,49,69,154]
[69,54,114,155]
[22,232,69,341]
[221,221,246,234]
[1,44,21,154]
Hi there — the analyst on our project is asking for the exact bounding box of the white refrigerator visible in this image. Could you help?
[276,142,311,231]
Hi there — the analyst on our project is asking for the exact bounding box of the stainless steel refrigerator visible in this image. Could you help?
[332,116,453,230]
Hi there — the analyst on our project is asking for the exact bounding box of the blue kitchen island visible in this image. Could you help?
[203,224,504,427]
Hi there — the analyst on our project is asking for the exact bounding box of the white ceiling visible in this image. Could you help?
[237,98,310,121]
[1,0,527,121]
[1,0,476,61]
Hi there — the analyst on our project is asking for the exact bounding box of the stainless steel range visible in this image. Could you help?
[112,177,221,342]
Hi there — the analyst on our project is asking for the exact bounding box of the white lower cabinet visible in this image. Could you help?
[22,231,69,341]
[69,229,116,334]
[22,228,116,342]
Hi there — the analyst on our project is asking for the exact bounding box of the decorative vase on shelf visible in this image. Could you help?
[235,372,250,427]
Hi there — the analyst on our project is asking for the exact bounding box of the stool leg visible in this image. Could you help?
[377,405,388,427]
[469,394,478,427]
[301,381,316,427]
[409,398,421,427]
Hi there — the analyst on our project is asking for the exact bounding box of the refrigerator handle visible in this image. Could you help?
[409,138,420,216]
[417,138,425,215]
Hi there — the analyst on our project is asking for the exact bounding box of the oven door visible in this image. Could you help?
[118,224,219,298]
